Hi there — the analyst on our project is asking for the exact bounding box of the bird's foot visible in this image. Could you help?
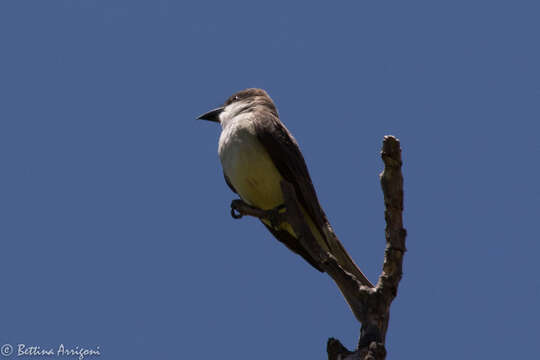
[230,199,248,219]
[230,200,287,228]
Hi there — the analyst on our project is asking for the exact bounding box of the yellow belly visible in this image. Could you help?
[231,149,284,209]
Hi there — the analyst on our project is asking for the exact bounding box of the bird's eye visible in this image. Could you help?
[234,95,239,101]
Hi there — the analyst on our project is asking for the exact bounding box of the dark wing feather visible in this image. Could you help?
[253,112,330,247]
[263,224,324,272]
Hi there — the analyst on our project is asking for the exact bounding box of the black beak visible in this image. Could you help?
[197,107,224,122]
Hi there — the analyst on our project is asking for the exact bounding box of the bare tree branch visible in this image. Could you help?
[230,136,406,360]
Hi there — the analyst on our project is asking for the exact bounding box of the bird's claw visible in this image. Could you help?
[230,200,244,219]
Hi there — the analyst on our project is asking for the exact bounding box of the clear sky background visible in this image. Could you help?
[1,1,539,359]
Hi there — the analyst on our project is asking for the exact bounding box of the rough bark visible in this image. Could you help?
[230,136,406,360]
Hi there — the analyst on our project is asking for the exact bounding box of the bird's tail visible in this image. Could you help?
[323,223,374,288]
[302,210,374,288]
[284,206,374,288]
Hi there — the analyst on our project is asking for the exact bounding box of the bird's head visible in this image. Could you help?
[197,88,277,124]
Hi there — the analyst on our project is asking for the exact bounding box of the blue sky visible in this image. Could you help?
[1,1,539,359]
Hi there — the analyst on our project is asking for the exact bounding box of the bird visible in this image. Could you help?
[198,88,373,287]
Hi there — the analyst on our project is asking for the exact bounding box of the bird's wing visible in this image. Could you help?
[253,112,330,240]
[253,112,374,287]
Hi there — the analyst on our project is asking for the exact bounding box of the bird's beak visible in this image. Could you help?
[197,107,224,122]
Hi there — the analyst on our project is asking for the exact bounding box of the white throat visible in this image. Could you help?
[218,100,252,130]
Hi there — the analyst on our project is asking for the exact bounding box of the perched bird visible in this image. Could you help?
[198,88,372,287]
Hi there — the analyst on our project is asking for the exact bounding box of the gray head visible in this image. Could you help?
[197,88,278,123]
